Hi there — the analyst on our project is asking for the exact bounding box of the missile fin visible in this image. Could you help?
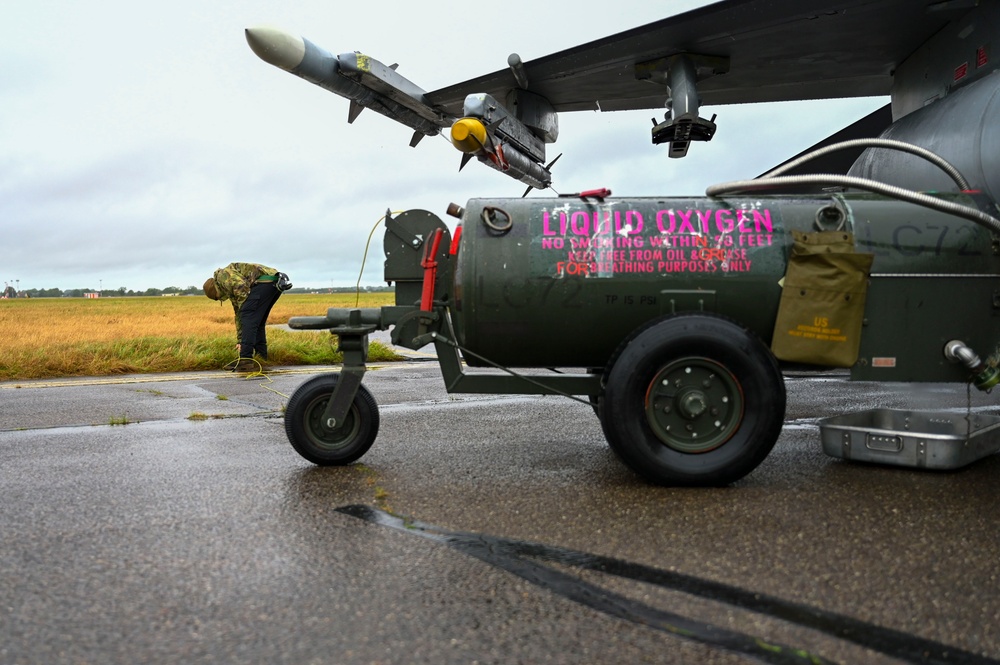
[348,101,364,124]
[409,131,424,148]
[459,153,474,172]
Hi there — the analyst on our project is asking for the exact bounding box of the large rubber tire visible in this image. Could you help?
[601,313,785,486]
[284,374,380,466]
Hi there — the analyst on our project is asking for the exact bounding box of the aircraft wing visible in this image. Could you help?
[425,0,959,114]
[248,0,969,188]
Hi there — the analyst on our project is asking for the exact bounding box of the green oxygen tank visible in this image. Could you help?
[449,194,999,374]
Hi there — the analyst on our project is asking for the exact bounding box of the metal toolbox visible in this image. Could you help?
[818,408,1000,470]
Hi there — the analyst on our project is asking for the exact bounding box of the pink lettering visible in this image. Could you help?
[656,210,674,233]
[696,209,713,234]
[627,211,644,235]
[596,210,613,234]
[715,209,734,233]
[543,211,567,236]
[676,210,696,234]
[753,209,773,233]
[736,209,750,232]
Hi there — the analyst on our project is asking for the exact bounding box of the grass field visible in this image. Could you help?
[0,292,399,381]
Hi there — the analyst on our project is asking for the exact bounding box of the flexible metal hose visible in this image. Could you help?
[757,138,972,190]
[708,138,1000,233]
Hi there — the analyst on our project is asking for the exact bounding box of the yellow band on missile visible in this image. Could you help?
[450,118,487,153]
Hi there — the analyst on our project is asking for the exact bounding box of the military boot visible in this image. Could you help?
[232,358,258,373]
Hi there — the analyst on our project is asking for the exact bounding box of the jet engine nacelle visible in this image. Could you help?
[849,74,1000,201]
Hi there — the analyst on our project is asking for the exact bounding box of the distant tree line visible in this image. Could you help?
[15,285,394,298]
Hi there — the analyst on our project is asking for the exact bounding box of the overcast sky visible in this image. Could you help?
[1,1,884,292]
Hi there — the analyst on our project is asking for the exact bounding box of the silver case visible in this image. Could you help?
[818,409,1000,470]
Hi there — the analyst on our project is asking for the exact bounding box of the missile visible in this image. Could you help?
[462,93,547,163]
[450,117,552,190]
[246,26,556,190]
[245,25,445,140]
[449,92,555,189]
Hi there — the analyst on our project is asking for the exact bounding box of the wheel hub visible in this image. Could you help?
[678,390,708,419]
[645,358,744,453]
[306,395,359,449]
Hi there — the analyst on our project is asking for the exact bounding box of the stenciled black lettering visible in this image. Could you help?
[891,224,924,257]
[956,225,984,256]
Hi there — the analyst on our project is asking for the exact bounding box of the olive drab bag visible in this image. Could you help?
[770,230,874,367]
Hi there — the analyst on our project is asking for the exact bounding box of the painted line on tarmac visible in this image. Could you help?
[0,363,426,391]
[339,505,1000,665]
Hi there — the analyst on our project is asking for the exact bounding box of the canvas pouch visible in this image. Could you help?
[771,231,874,367]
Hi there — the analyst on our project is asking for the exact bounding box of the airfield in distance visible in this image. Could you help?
[1,353,998,664]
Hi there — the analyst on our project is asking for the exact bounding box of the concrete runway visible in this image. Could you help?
[1,354,999,664]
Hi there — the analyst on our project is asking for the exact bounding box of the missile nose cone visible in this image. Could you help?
[245,26,306,71]
[451,118,488,154]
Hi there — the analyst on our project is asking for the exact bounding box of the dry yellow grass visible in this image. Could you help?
[0,292,398,381]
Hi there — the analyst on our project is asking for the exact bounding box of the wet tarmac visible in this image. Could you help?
[1,355,999,664]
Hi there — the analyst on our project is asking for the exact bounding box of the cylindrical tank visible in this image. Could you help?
[849,73,1000,202]
[450,194,997,368]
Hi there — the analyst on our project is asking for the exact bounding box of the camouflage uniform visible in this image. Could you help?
[211,262,282,360]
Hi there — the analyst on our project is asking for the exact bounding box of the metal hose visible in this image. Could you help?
[758,138,971,191]
[706,174,1000,235]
